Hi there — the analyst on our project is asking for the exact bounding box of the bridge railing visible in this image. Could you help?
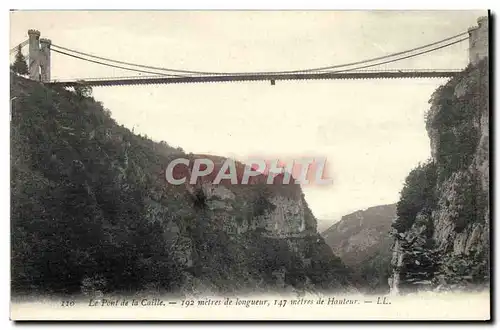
[49,68,464,83]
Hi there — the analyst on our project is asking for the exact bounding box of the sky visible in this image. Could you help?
[10,10,486,230]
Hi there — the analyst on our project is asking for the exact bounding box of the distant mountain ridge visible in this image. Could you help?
[321,204,396,292]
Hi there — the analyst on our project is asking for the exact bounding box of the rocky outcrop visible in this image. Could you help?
[431,171,488,255]
[389,57,489,294]
[183,159,317,238]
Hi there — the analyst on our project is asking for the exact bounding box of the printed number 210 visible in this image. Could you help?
[61,300,75,307]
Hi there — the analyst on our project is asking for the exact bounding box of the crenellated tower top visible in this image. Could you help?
[40,38,52,45]
[26,30,51,82]
[467,16,488,65]
[27,29,40,37]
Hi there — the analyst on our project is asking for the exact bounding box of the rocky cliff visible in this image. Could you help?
[389,58,489,294]
[10,74,354,297]
[322,204,396,293]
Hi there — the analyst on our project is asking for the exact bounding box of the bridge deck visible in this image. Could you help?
[49,70,461,87]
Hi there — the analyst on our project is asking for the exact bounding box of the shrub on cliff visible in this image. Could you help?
[74,80,93,99]
[426,59,488,181]
[393,161,437,233]
[437,248,489,288]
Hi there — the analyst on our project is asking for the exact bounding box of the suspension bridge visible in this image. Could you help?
[10,16,488,87]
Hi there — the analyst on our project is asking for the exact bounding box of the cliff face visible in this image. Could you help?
[152,155,349,295]
[389,58,489,294]
[322,204,396,293]
[186,170,317,237]
[10,74,353,297]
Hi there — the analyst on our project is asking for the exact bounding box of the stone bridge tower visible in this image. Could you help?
[27,29,51,82]
[40,38,52,82]
[468,16,489,65]
[27,29,40,80]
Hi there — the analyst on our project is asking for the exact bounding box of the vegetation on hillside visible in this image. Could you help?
[425,60,488,182]
[393,161,437,234]
[11,76,186,294]
[321,204,396,294]
[10,74,353,296]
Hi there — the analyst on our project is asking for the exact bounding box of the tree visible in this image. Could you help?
[392,161,437,233]
[11,45,28,75]
[74,80,93,98]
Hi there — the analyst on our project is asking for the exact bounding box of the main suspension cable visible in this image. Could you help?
[51,36,468,79]
[50,30,469,76]
[50,48,191,78]
[10,39,29,54]
[317,37,469,75]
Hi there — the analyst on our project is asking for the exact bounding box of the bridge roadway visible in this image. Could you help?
[48,69,462,87]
